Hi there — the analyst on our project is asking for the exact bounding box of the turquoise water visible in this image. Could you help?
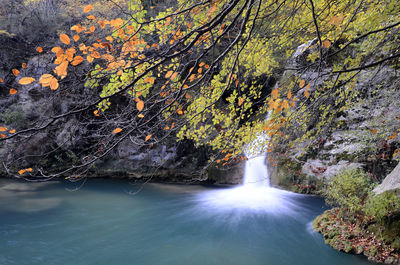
[0,179,373,265]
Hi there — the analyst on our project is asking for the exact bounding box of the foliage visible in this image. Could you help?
[365,190,400,221]
[325,169,371,213]
[0,0,399,178]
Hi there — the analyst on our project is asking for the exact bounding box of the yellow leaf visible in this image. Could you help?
[18,77,35,85]
[12,69,20,77]
[60,34,71,45]
[9,88,18,95]
[136,100,144,111]
[87,55,94,63]
[271,88,279,99]
[299,79,305,88]
[145,135,152,141]
[113,128,123,134]
[0,127,7,131]
[71,56,84,66]
[138,114,144,118]
[238,97,244,106]
[39,74,54,87]
[322,40,331,49]
[36,46,43,53]
[83,5,93,13]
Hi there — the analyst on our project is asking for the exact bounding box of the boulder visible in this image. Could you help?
[373,162,400,194]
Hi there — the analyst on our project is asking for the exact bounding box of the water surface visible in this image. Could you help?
[0,179,373,265]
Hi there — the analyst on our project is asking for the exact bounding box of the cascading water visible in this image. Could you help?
[193,115,305,217]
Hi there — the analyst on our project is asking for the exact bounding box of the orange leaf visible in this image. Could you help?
[73,35,80,42]
[171,72,178,80]
[238,97,244,106]
[54,61,69,78]
[0,134,6,138]
[145,135,152,141]
[9,129,16,134]
[39,74,54,87]
[94,110,100,116]
[87,15,96,20]
[50,78,59,90]
[165,70,174,79]
[12,69,20,77]
[60,34,71,45]
[369,129,378,134]
[138,114,144,118]
[113,128,123,134]
[136,100,144,111]
[26,168,33,172]
[18,77,35,85]
[304,90,310,99]
[0,78,4,83]
[299,79,306,88]
[0,127,7,131]
[83,5,93,13]
[51,46,63,54]
[71,56,84,66]
[21,63,28,69]
[271,88,279,99]
[36,46,43,53]
[287,90,292,99]
[18,169,26,175]
[9,88,18,95]
[322,40,331,49]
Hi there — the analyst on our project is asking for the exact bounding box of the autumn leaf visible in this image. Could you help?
[18,169,26,175]
[0,127,7,131]
[9,88,18,95]
[171,72,178,80]
[50,78,59,90]
[18,77,35,85]
[299,79,306,88]
[36,46,43,53]
[287,90,292,99]
[83,5,93,13]
[54,61,69,78]
[369,129,378,134]
[26,168,33,172]
[0,78,4,83]
[71,56,84,66]
[271,88,279,99]
[145,135,152,141]
[12,69,20,77]
[165,70,174,79]
[0,134,6,138]
[322,40,331,49]
[387,132,398,140]
[238,97,244,106]
[39,74,54,87]
[60,34,71,45]
[21,63,28,69]
[87,15,96,20]
[93,110,100,116]
[138,114,144,118]
[113,128,123,134]
[136,100,144,111]
[73,35,80,42]
[9,129,16,134]
[304,90,310,99]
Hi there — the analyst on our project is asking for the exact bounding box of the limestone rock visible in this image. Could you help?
[373,162,400,194]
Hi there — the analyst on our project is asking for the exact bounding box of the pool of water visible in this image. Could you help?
[0,179,373,265]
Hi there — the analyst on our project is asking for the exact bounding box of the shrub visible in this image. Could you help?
[325,168,371,213]
[365,190,400,221]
